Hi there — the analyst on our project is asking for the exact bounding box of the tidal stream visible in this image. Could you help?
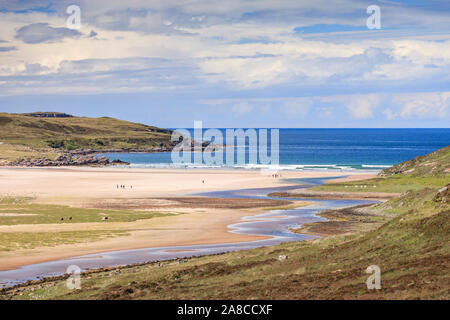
[0,176,374,287]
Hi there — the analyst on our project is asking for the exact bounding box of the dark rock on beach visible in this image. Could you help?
[7,154,111,167]
[111,159,131,165]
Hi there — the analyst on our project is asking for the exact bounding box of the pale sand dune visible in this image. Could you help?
[0,167,375,271]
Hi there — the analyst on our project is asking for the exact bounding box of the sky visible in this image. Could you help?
[0,0,450,128]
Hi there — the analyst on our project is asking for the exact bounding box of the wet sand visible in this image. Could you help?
[0,208,272,272]
[0,167,375,273]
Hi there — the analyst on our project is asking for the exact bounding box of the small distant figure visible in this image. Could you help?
[60,217,64,221]
[202,180,205,184]
[69,217,72,220]
[116,184,119,189]
[101,216,108,221]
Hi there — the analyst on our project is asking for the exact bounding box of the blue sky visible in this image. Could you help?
[0,0,450,128]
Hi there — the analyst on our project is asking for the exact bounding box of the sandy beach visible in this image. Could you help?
[0,167,375,271]
[0,167,371,201]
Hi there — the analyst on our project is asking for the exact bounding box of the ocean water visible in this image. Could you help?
[99,128,450,171]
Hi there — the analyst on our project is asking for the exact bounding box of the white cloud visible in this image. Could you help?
[393,92,450,119]
[317,107,333,118]
[0,0,449,108]
[323,94,382,119]
[346,95,381,119]
[383,108,397,120]
[232,102,254,115]
[201,92,450,123]
[280,99,312,117]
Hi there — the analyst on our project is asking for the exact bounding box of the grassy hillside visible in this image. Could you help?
[313,145,449,194]
[380,145,450,177]
[0,112,174,156]
[1,185,447,300]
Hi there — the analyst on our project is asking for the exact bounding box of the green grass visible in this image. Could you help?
[0,230,129,251]
[0,197,174,225]
[381,145,450,177]
[312,175,448,194]
[0,112,174,161]
[313,145,448,194]
[0,197,175,252]
[0,144,60,162]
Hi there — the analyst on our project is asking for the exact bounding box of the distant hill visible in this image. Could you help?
[379,145,450,177]
[0,112,174,152]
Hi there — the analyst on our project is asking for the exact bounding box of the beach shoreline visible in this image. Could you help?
[0,167,376,274]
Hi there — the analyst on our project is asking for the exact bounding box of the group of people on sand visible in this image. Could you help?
[271,173,281,178]
[117,184,132,189]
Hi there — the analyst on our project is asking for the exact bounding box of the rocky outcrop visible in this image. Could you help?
[111,159,130,165]
[1,142,218,167]
[22,112,73,118]
[7,154,110,167]
[69,147,172,156]
[433,184,449,204]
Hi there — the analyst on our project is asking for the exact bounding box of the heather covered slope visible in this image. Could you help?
[380,145,450,177]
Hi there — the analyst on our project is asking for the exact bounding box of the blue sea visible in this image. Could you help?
[99,129,450,171]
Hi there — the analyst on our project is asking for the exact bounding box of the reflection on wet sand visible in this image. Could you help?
[0,177,374,287]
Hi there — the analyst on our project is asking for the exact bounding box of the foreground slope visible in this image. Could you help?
[1,186,447,300]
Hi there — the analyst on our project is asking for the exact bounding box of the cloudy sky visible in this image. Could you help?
[0,0,450,128]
